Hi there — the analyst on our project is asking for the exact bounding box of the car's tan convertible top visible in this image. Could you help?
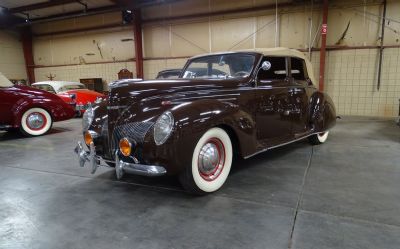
[0,72,13,87]
[240,47,317,86]
[191,47,316,86]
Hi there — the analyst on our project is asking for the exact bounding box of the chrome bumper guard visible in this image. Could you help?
[74,141,167,179]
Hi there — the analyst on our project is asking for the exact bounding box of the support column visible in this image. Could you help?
[21,27,35,84]
[133,9,144,79]
[377,0,387,91]
[318,0,328,91]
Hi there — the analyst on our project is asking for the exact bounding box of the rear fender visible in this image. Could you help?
[309,91,336,132]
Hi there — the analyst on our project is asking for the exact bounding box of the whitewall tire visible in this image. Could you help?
[179,127,233,194]
[20,108,52,136]
[308,131,329,145]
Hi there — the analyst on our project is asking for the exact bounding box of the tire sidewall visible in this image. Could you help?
[20,108,52,136]
[317,131,329,143]
[191,127,233,193]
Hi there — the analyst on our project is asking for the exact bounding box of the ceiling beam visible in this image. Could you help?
[9,0,79,13]
[111,0,184,9]
[23,5,120,24]
[142,2,296,23]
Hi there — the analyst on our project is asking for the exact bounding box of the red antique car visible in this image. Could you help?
[0,73,75,136]
[32,81,104,115]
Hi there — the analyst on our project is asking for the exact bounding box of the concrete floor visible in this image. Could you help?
[0,117,399,249]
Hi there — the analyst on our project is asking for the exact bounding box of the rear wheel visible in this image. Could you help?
[308,131,329,145]
[20,108,52,136]
[179,127,233,195]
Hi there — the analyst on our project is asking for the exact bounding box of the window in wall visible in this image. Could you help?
[258,57,287,81]
[290,57,308,81]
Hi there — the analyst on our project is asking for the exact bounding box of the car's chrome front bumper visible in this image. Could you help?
[74,141,167,179]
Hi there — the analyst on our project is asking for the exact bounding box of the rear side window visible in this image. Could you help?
[291,57,308,80]
[258,57,287,81]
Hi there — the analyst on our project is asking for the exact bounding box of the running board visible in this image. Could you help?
[244,131,324,159]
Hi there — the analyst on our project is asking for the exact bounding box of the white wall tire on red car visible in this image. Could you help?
[180,127,233,194]
[20,108,52,136]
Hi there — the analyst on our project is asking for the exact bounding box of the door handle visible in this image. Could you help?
[289,88,304,93]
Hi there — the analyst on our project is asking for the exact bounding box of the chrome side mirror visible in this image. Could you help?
[255,61,272,86]
[261,61,271,71]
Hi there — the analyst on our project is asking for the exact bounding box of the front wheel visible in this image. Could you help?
[308,131,329,145]
[179,127,233,195]
[20,108,52,136]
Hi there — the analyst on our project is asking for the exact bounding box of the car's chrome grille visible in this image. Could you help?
[101,116,109,153]
[110,121,154,153]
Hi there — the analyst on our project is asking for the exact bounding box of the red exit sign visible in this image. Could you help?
[321,24,328,35]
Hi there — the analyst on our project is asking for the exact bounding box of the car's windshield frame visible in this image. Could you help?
[180,52,261,80]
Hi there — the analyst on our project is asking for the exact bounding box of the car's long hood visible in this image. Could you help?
[109,78,247,106]
[12,85,60,99]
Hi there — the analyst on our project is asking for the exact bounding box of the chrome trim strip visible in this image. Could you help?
[244,131,326,159]
[0,125,12,130]
[107,105,128,110]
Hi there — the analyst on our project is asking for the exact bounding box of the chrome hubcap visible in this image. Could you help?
[198,138,225,181]
[27,113,45,130]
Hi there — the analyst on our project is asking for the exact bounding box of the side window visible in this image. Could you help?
[258,57,287,82]
[33,84,56,94]
[290,57,308,81]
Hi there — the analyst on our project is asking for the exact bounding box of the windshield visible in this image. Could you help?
[156,70,182,79]
[182,53,256,79]
[59,84,86,92]
[33,84,56,94]
[0,73,13,87]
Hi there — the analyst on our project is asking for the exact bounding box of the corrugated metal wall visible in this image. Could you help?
[28,0,400,117]
[0,30,27,80]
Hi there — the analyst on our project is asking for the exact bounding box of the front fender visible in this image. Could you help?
[309,91,336,132]
[171,99,256,155]
[142,99,256,175]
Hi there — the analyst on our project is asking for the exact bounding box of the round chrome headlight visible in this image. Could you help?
[82,104,94,131]
[154,111,174,145]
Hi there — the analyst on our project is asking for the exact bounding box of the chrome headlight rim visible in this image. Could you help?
[82,104,94,131]
[153,111,174,146]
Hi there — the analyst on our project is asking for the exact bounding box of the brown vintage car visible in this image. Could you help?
[75,47,336,194]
